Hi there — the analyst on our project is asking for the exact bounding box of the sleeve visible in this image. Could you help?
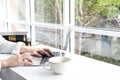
[0,35,25,54]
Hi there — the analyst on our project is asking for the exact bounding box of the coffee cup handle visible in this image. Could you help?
[44,62,51,71]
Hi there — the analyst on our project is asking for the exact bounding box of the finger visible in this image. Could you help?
[26,57,33,63]
[41,50,51,57]
[33,50,42,57]
[43,48,54,56]
[16,54,25,66]
[36,49,45,56]
[21,54,32,62]
[25,55,33,62]
[22,54,32,59]
[21,61,32,66]
[23,59,33,65]
[24,62,33,65]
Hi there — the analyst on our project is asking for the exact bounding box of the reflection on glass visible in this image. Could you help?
[75,32,120,66]
[9,0,25,20]
[35,26,63,49]
[35,0,63,24]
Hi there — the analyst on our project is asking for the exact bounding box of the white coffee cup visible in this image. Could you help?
[44,56,71,75]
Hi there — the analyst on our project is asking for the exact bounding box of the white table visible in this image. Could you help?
[0,45,120,80]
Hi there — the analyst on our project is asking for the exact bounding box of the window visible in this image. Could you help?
[0,0,65,48]
[0,0,7,32]
[35,26,63,48]
[74,0,120,65]
[34,0,63,24]
[8,0,27,32]
[75,0,120,30]
[9,0,26,20]
[34,0,64,48]
[1,0,120,65]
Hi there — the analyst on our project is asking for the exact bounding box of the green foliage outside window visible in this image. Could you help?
[35,0,63,24]
[75,0,120,29]
[75,0,120,66]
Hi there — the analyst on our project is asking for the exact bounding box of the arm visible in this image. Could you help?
[0,35,53,57]
[0,35,25,54]
[20,46,54,57]
[0,54,32,69]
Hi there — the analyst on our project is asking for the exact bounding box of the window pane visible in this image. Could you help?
[35,0,63,24]
[0,0,7,32]
[75,0,120,30]
[0,23,8,32]
[0,0,5,20]
[75,32,120,65]
[8,0,26,32]
[9,0,26,20]
[35,26,63,49]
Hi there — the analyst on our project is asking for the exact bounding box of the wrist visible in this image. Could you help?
[20,46,31,54]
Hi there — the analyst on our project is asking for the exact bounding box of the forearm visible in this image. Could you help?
[0,60,9,69]
[0,35,25,54]
[0,54,32,69]
[20,46,31,54]
[0,40,16,54]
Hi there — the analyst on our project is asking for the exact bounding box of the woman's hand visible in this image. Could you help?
[20,46,54,57]
[28,47,54,57]
[1,54,32,68]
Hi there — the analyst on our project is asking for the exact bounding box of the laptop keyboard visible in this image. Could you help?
[40,52,65,65]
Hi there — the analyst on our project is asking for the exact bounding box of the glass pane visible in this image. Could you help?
[0,0,7,32]
[35,26,63,49]
[75,0,120,30]
[34,0,63,24]
[8,0,26,32]
[0,23,8,32]
[9,0,26,20]
[75,32,120,66]
[0,0,5,20]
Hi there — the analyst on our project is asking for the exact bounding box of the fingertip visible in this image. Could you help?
[23,59,33,65]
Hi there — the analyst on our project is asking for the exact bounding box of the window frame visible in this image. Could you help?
[2,0,120,54]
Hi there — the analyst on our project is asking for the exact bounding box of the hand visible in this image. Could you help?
[20,46,54,57]
[1,54,32,68]
[28,47,54,57]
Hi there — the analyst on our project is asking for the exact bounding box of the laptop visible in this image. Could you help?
[32,52,65,66]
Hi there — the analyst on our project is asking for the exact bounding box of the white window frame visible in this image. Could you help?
[0,0,8,31]
[70,0,120,54]
[2,0,120,54]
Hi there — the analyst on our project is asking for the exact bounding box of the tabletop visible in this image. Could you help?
[0,45,120,80]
